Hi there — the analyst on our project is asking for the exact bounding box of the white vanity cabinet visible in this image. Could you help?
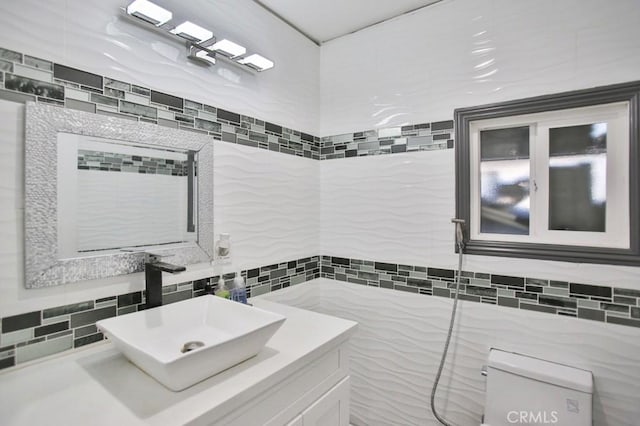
[0,300,357,426]
[297,376,350,426]
[216,341,351,426]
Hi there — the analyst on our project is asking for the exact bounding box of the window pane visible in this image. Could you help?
[549,123,606,232]
[480,127,530,235]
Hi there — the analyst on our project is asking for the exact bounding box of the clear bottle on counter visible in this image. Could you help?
[230,272,247,304]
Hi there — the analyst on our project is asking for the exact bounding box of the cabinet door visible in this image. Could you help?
[302,376,350,426]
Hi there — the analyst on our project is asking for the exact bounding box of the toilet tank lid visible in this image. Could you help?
[488,349,593,394]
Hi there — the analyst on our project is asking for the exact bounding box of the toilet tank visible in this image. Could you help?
[483,349,593,426]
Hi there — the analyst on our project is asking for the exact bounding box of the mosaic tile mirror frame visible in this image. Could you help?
[24,102,214,288]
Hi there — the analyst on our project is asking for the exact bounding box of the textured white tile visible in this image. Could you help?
[0,101,25,316]
[214,142,319,271]
[0,101,24,207]
[321,150,448,267]
[319,0,640,135]
[262,279,640,426]
[0,0,319,134]
[74,173,188,252]
[0,98,182,316]
[321,149,640,288]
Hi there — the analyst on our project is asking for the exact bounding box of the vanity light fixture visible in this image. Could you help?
[210,39,246,58]
[195,50,217,65]
[126,0,172,26]
[123,0,275,72]
[188,46,217,65]
[170,21,213,43]
[237,54,274,71]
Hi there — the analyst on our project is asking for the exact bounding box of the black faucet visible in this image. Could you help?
[145,254,186,309]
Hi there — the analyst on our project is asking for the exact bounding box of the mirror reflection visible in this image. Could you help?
[56,133,198,259]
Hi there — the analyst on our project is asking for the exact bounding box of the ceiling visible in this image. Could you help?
[255,0,442,45]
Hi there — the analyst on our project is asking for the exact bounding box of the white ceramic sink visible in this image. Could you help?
[96,295,286,391]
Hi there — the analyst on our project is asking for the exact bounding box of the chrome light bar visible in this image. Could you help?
[123,0,274,72]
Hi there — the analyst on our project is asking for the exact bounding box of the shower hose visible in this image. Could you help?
[429,237,464,426]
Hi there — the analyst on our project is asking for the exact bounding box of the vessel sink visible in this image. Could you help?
[96,295,286,391]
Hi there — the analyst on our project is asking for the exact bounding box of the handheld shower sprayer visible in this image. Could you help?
[430,218,467,426]
[451,218,465,251]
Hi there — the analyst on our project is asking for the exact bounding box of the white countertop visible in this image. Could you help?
[0,300,357,426]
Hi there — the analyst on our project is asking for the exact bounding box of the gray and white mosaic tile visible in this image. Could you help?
[320,255,640,328]
[77,150,189,176]
[319,121,454,160]
[0,46,322,160]
[0,46,454,162]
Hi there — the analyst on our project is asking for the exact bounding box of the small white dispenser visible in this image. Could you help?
[214,233,231,264]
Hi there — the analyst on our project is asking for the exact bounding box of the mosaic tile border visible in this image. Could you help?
[320,255,640,328]
[319,121,454,160]
[78,149,189,176]
[0,46,454,163]
[0,46,321,160]
[3,251,638,371]
[0,256,320,370]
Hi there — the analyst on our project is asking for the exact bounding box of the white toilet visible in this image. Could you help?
[482,349,593,426]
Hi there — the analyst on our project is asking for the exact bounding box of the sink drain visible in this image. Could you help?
[181,341,205,353]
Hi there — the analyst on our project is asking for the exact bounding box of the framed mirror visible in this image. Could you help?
[25,103,213,288]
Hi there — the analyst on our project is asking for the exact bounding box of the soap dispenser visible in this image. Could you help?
[214,275,230,299]
[230,272,247,304]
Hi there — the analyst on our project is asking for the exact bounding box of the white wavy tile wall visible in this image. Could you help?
[260,279,640,426]
[0,0,321,314]
[75,173,188,251]
[320,150,640,289]
[320,150,445,265]
[0,101,163,315]
[319,0,640,135]
[0,99,320,315]
[213,142,319,271]
[0,0,319,134]
[0,101,25,312]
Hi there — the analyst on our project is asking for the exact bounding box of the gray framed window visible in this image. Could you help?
[454,81,640,266]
